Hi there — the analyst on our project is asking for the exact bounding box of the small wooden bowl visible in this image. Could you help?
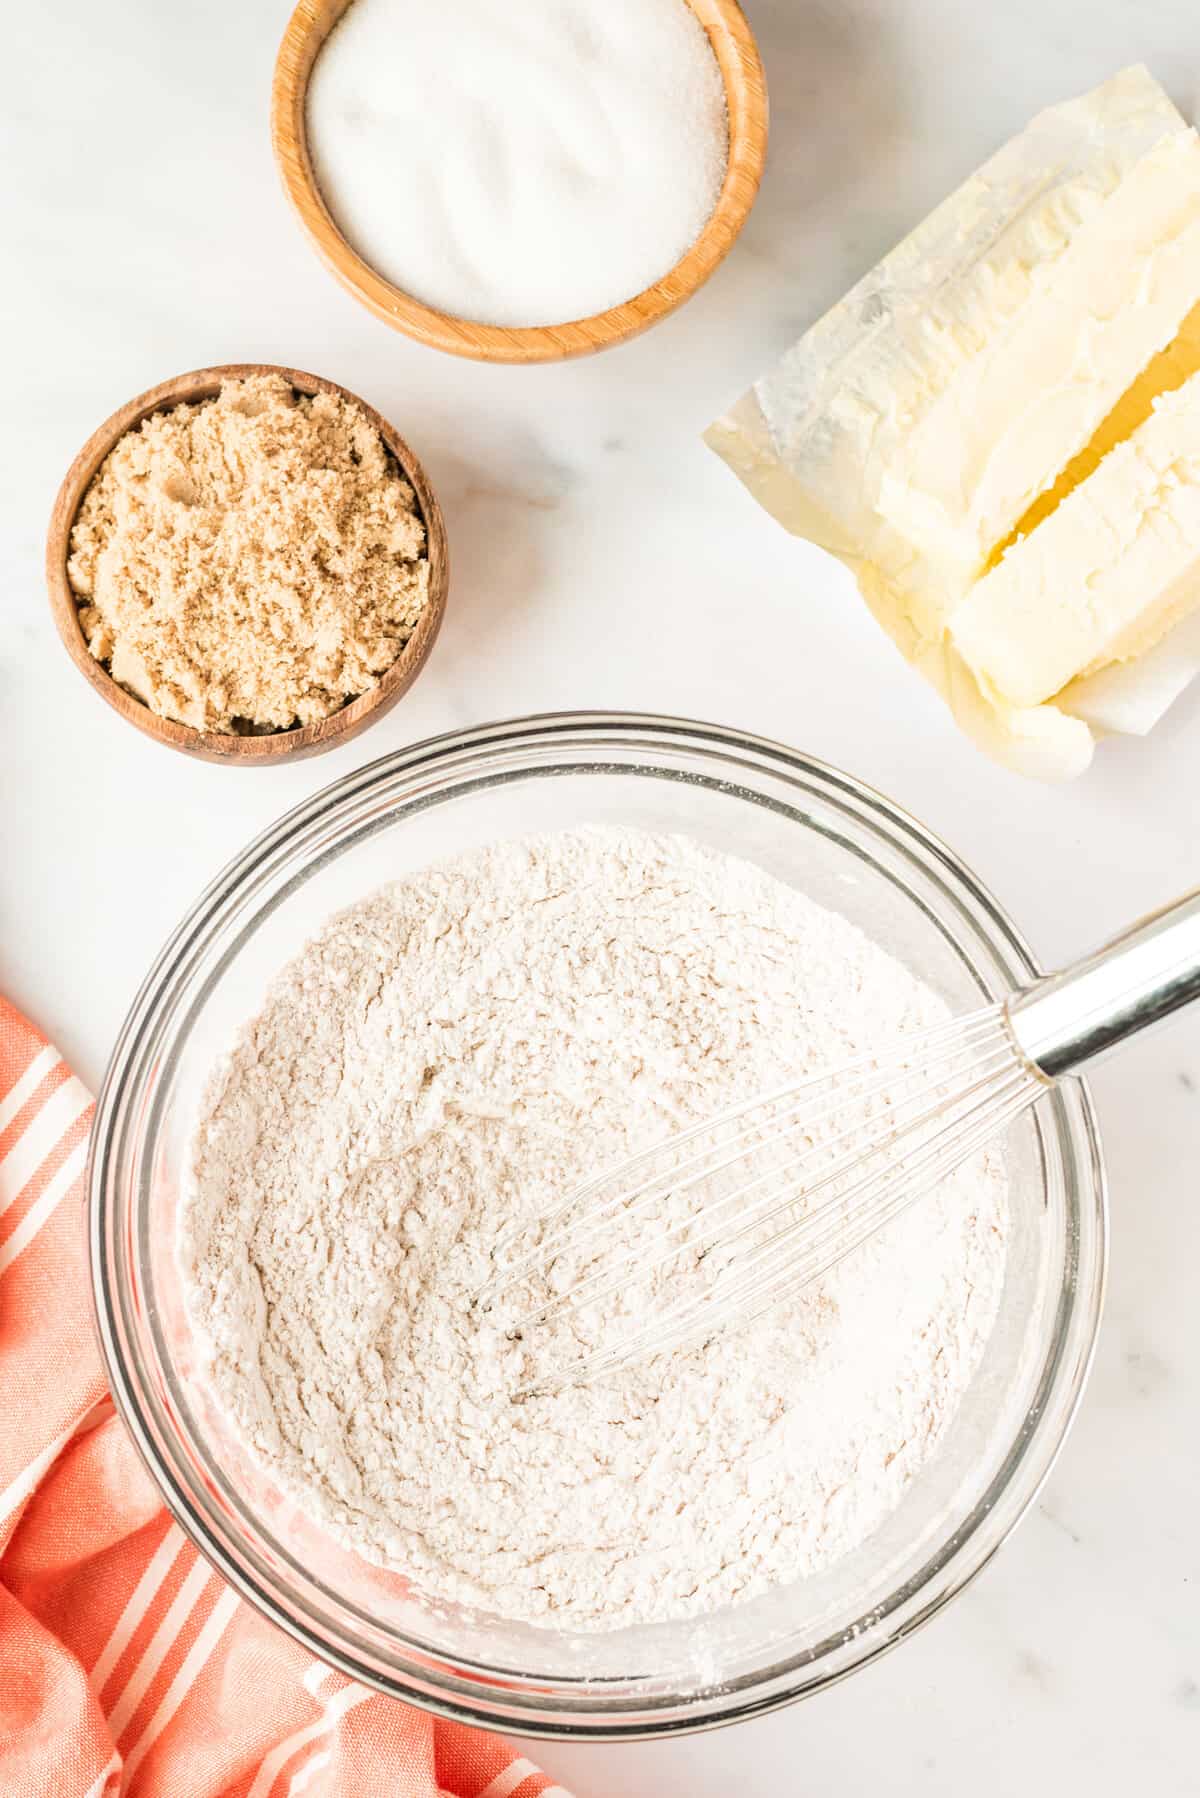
[271,0,768,364]
[46,364,448,765]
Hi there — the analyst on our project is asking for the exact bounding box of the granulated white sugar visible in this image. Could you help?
[182,829,1007,1630]
[306,0,729,327]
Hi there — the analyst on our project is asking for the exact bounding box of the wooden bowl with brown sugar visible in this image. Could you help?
[271,0,768,364]
[46,364,448,765]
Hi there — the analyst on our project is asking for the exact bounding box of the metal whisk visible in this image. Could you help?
[478,885,1200,1391]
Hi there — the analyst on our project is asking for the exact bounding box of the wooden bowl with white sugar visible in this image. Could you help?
[46,364,449,765]
[271,0,768,363]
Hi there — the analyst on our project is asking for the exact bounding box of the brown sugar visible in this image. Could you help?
[67,373,430,733]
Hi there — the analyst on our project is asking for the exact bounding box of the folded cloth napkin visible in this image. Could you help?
[0,998,570,1798]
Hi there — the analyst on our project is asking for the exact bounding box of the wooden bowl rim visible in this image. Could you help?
[45,363,449,765]
[271,0,768,364]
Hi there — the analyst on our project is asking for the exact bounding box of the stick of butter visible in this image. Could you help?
[951,371,1200,706]
[705,66,1200,778]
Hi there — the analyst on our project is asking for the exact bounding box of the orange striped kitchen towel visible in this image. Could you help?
[0,997,570,1798]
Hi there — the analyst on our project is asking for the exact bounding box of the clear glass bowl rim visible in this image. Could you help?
[89,711,1107,1741]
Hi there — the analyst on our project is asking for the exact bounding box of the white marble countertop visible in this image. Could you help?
[4,0,1198,1790]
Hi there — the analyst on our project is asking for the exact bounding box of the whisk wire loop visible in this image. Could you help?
[479,1011,1011,1313]
[494,879,1200,1394]
[505,1030,1020,1342]
[539,1065,1035,1393]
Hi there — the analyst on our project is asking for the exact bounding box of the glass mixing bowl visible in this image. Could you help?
[89,713,1106,1740]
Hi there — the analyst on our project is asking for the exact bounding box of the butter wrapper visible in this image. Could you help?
[705,65,1196,779]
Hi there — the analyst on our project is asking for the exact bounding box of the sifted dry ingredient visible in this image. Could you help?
[182,829,1008,1630]
[68,373,430,733]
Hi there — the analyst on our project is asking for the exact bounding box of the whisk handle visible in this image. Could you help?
[1007,886,1200,1081]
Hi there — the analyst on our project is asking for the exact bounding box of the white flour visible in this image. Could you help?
[182,829,1007,1630]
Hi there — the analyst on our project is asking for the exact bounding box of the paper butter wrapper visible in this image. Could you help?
[705,64,1199,780]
